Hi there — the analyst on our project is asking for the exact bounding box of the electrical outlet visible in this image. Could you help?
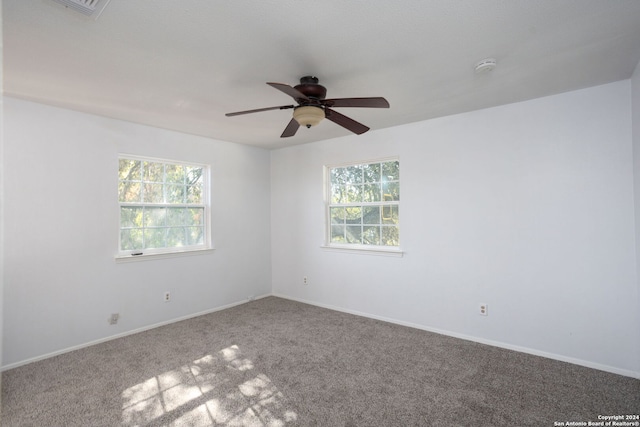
[303,276,308,285]
[109,313,119,325]
[479,303,488,316]
[164,292,171,302]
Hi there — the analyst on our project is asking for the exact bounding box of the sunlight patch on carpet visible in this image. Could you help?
[121,345,297,426]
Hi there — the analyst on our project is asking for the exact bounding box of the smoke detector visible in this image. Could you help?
[50,0,112,18]
[474,58,497,74]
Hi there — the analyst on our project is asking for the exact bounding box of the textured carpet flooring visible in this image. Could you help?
[2,296,639,426]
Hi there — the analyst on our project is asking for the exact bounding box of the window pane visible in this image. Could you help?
[346,165,363,184]
[382,182,400,201]
[331,186,347,204]
[345,207,362,224]
[187,185,202,204]
[187,227,204,245]
[121,207,143,228]
[346,226,362,243]
[166,185,185,204]
[330,207,345,224]
[382,206,399,224]
[119,181,141,203]
[186,167,203,186]
[363,184,381,202]
[331,167,346,186]
[165,164,185,184]
[382,226,399,246]
[166,208,185,226]
[332,165,362,184]
[345,185,362,203]
[167,227,186,247]
[186,208,204,226]
[119,159,141,181]
[144,162,164,182]
[144,207,166,227]
[363,206,380,224]
[363,163,380,183]
[143,183,164,203]
[382,161,399,181]
[121,229,143,250]
[331,225,345,242]
[363,226,380,245]
[144,228,167,249]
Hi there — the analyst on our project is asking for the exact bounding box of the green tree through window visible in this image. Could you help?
[118,156,209,255]
[328,159,399,247]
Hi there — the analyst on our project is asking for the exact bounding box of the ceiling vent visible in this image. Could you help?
[50,0,111,18]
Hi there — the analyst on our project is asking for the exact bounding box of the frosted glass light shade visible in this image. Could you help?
[293,106,325,127]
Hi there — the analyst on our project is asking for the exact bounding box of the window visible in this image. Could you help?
[327,159,399,248]
[118,155,210,256]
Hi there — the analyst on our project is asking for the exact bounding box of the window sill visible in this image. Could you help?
[320,244,404,257]
[115,248,215,263]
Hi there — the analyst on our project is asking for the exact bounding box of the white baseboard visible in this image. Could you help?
[1,293,271,372]
[272,293,640,380]
[5,292,638,380]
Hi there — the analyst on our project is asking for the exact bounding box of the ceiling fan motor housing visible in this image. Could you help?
[294,76,327,101]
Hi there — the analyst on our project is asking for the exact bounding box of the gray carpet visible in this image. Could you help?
[1,296,638,426]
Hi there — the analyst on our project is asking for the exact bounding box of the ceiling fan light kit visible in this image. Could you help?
[293,106,324,128]
[225,76,389,138]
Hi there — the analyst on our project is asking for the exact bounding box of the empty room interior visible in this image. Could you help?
[1,1,640,426]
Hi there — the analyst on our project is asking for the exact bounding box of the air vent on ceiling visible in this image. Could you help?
[50,0,111,18]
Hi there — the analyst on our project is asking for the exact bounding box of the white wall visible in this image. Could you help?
[0,1,5,416]
[632,59,640,374]
[2,97,272,367]
[271,80,640,377]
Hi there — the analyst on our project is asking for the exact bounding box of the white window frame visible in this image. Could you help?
[323,157,402,257]
[116,154,212,261]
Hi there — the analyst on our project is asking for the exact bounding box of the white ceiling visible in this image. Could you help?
[4,0,640,149]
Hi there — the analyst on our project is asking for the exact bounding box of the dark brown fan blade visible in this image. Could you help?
[323,97,390,108]
[325,108,370,135]
[267,82,310,103]
[281,118,300,138]
[225,105,294,117]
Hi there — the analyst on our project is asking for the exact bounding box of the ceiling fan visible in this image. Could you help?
[225,76,390,138]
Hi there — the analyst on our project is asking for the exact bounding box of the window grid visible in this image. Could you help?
[118,157,209,255]
[327,159,399,247]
